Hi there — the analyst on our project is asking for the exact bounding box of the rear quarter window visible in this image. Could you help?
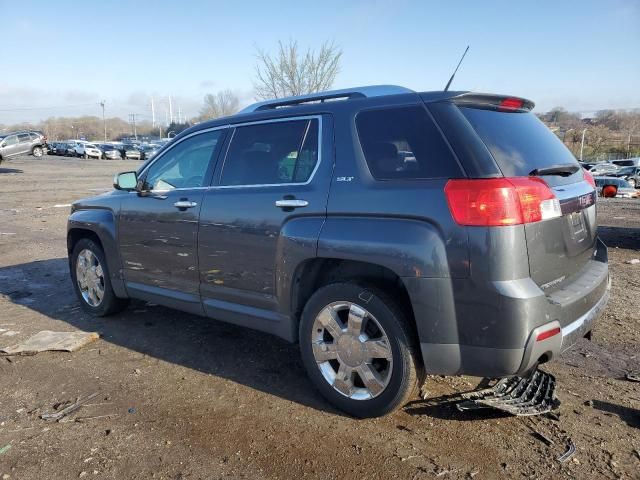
[356,106,462,180]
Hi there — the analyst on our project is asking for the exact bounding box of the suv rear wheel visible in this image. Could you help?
[70,238,129,316]
[32,146,43,157]
[299,282,421,418]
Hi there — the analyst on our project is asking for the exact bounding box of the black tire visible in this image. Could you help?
[70,238,129,316]
[299,282,422,418]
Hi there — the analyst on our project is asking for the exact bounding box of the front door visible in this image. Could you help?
[198,116,333,331]
[119,128,226,314]
[1,135,21,158]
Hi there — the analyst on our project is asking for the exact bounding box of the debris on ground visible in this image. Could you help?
[0,444,11,455]
[40,392,99,422]
[625,259,640,265]
[557,442,577,463]
[531,430,554,446]
[625,371,640,382]
[0,331,99,356]
[456,370,559,416]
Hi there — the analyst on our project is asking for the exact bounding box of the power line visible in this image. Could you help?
[0,103,98,112]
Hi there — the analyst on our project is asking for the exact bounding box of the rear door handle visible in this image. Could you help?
[173,200,198,209]
[275,199,309,209]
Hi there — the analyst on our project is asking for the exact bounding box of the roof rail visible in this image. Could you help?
[239,85,415,113]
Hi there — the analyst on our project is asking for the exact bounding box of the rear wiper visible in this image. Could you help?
[529,164,580,177]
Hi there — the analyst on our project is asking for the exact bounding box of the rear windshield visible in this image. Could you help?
[460,107,580,178]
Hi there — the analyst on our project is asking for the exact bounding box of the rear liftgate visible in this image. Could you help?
[456,368,559,416]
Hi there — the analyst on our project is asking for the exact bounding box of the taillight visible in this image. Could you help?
[582,168,596,189]
[445,177,562,226]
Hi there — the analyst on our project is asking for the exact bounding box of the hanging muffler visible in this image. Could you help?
[456,368,560,416]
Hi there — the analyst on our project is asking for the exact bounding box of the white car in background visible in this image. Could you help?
[70,140,89,157]
[83,144,103,159]
[589,162,619,176]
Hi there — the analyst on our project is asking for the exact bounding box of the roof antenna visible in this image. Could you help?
[444,46,470,92]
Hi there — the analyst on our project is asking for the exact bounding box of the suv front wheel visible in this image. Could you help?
[70,238,129,316]
[299,282,421,418]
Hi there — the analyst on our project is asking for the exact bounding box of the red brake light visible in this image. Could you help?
[498,97,524,111]
[445,177,561,226]
[536,327,561,342]
[582,168,596,189]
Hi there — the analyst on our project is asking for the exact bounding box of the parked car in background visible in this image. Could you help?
[611,158,640,168]
[47,142,62,155]
[123,144,142,160]
[140,144,161,160]
[62,142,78,156]
[0,131,46,163]
[96,144,122,160]
[83,144,103,159]
[579,162,595,171]
[610,166,640,188]
[71,140,89,157]
[594,176,639,198]
[589,162,618,176]
[67,86,609,418]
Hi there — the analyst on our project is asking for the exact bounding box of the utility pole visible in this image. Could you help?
[100,100,106,142]
[151,96,155,128]
[178,106,182,124]
[168,96,173,124]
[580,128,587,161]
[128,114,138,140]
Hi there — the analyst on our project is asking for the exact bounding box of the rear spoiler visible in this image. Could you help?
[451,93,535,112]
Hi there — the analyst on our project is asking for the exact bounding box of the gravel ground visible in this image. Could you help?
[0,156,638,479]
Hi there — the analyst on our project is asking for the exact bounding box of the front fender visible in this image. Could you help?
[67,208,127,298]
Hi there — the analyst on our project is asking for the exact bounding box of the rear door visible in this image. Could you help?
[17,133,32,155]
[456,105,597,291]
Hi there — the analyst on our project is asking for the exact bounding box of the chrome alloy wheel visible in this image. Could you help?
[75,249,105,307]
[311,302,393,400]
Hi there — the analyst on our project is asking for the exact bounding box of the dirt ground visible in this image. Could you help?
[0,156,638,480]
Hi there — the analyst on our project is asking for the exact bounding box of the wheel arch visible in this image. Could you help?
[67,209,127,298]
[289,258,419,353]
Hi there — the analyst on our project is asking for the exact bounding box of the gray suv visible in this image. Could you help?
[67,86,609,418]
[0,131,46,163]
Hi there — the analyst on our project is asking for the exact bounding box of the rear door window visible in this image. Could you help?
[18,133,31,143]
[356,106,461,180]
[459,107,580,183]
[220,118,319,186]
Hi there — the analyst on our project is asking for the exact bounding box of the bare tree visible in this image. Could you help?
[199,89,240,120]
[253,40,342,100]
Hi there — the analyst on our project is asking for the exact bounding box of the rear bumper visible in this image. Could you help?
[409,237,609,378]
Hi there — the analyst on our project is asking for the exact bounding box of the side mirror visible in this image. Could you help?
[114,171,138,191]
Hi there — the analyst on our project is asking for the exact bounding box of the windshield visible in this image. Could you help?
[460,107,581,185]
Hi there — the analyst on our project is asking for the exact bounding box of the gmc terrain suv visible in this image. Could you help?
[0,131,46,163]
[67,86,609,418]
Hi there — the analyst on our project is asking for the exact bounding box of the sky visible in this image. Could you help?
[1,0,639,124]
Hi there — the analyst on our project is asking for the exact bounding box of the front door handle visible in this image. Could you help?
[173,200,198,209]
[275,199,309,209]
